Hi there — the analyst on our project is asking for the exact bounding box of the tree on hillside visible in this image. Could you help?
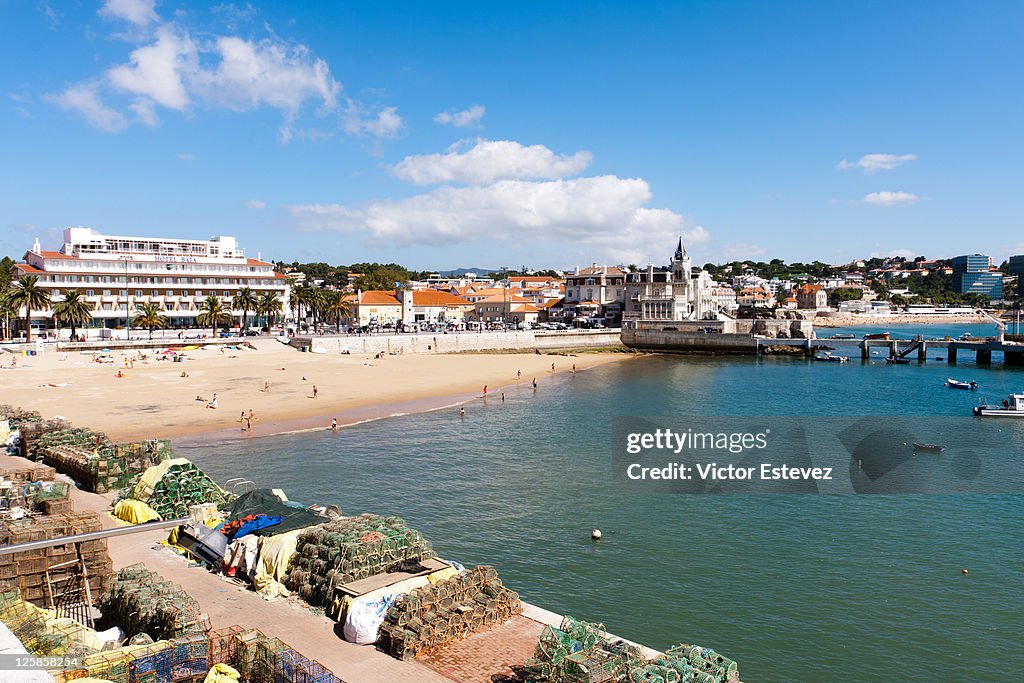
[828,287,864,307]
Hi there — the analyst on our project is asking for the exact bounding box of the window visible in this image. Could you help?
[86,290,95,296]
[135,290,143,297]
[103,290,111,296]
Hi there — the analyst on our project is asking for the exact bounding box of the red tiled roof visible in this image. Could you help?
[412,291,472,306]
[359,291,401,306]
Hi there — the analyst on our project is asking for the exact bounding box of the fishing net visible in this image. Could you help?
[377,565,523,660]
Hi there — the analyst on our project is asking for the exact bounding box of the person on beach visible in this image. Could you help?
[572,364,576,374]
[245,415,252,432]
[459,407,465,417]
[331,418,338,432]
[239,411,246,423]
[517,370,522,380]
[263,380,270,392]
[551,362,555,372]
[483,385,488,395]
[532,378,537,389]
[208,393,218,409]
[501,392,505,402]
[180,371,188,378]
[248,409,254,422]
[115,370,124,378]
[312,385,319,399]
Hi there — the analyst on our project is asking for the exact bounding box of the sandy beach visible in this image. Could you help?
[813,313,990,328]
[0,338,629,442]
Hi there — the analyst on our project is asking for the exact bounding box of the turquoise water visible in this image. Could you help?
[175,331,1024,682]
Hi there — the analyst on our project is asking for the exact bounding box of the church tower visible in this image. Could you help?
[670,237,691,283]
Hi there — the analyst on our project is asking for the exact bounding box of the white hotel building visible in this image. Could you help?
[13,227,289,337]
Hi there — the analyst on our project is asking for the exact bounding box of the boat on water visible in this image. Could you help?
[864,332,891,340]
[912,442,945,453]
[886,357,911,365]
[973,392,1024,417]
[830,333,856,339]
[945,379,978,391]
[815,352,849,363]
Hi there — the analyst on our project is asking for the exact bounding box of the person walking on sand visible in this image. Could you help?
[517,370,522,380]
[483,385,488,395]
[312,385,319,399]
[263,380,270,393]
[551,362,555,372]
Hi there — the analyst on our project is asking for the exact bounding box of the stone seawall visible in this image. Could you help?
[292,330,623,355]
[621,329,759,354]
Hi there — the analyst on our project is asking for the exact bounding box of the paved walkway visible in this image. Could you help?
[419,615,543,682]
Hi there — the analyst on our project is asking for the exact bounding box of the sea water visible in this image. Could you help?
[175,326,1024,682]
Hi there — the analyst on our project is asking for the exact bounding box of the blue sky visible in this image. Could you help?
[2,1,1022,270]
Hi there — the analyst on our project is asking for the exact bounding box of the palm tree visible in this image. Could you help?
[232,287,258,332]
[292,284,315,332]
[52,289,93,341]
[8,275,51,342]
[257,292,283,331]
[196,296,232,338]
[133,302,169,340]
[0,287,15,341]
[308,288,327,333]
[324,291,352,331]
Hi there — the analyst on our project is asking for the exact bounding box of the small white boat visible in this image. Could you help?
[945,379,978,391]
[973,392,1024,417]
[815,352,848,363]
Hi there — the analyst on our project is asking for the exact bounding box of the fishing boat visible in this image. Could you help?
[912,442,945,453]
[973,392,1024,417]
[886,357,910,365]
[815,352,849,362]
[864,332,891,340]
[945,379,978,391]
[830,333,856,339]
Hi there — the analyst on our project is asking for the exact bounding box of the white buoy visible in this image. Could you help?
[591,529,602,540]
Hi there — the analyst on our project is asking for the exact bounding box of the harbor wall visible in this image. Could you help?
[293,330,623,355]
[621,329,759,354]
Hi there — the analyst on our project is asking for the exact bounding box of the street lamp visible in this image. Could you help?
[501,266,508,331]
[119,256,132,340]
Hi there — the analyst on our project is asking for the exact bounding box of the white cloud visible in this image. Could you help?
[244,199,266,210]
[862,191,919,206]
[107,26,196,111]
[44,84,128,132]
[391,139,592,186]
[99,0,159,27]
[342,103,403,138]
[191,36,339,114]
[176,152,196,161]
[289,175,705,263]
[838,153,916,173]
[49,21,350,137]
[434,104,485,127]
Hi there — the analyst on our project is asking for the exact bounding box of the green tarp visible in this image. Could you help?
[226,489,323,536]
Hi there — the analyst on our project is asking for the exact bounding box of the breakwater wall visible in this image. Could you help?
[621,329,759,354]
[292,330,624,355]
